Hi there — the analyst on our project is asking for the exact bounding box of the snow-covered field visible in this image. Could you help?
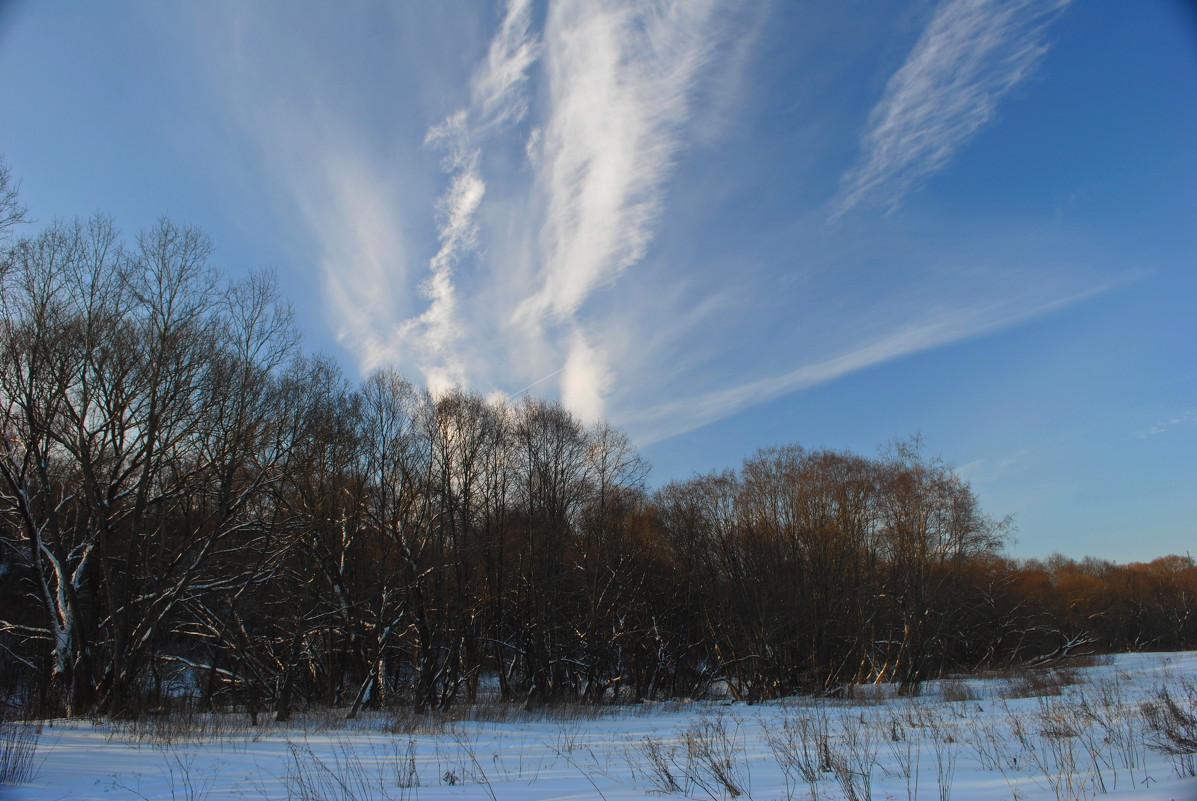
[3,652,1195,801]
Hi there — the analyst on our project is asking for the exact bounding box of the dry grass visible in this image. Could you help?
[938,678,979,703]
[632,711,750,799]
[102,710,261,749]
[998,667,1084,699]
[382,696,662,735]
[282,738,422,801]
[0,718,44,785]
[841,683,898,705]
[1141,676,1197,777]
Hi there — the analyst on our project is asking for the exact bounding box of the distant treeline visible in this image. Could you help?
[1,171,1194,719]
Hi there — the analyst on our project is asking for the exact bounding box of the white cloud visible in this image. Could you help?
[1139,410,1197,439]
[834,0,1072,217]
[397,164,486,392]
[519,0,718,324]
[397,0,540,393]
[190,2,761,422]
[507,0,753,420]
[188,1,1117,454]
[627,279,1117,445]
[183,3,432,376]
[471,0,540,131]
[315,154,411,374]
[957,449,1030,484]
[560,328,612,423]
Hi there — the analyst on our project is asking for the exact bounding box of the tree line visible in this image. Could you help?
[1,168,1194,719]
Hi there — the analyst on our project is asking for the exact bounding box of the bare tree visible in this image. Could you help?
[875,438,1008,692]
[0,216,299,716]
[0,216,130,713]
[508,397,590,705]
[0,158,27,251]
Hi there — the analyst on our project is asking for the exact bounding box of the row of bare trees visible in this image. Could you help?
[650,441,1015,700]
[1,175,1193,719]
[1002,553,1197,659]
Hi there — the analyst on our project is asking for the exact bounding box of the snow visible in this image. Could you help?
[4,651,1196,801]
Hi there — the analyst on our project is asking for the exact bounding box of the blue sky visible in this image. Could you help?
[1,0,1194,562]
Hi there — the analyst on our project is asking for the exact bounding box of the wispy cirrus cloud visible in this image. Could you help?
[310,152,412,373]
[834,0,1072,217]
[522,0,726,324]
[627,277,1119,445]
[188,0,1114,451]
[1138,410,1197,439]
[186,3,435,376]
[397,117,483,391]
[195,0,758,416]
[398,0,539,393]
[471,0,540,132]
[513,0,758,420]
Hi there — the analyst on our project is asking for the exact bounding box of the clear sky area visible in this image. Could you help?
[1,1,1194,562]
